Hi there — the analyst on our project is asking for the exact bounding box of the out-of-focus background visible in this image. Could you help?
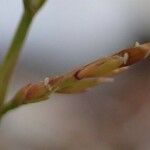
[0,0,150,149]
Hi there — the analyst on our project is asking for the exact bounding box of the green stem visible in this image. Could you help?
[0,11,33,105]
[0,101,18,118]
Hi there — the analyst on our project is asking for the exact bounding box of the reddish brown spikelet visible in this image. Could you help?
[10,42,150,105]
[13,82,50,105]
[25,82,49,102]
[117,43,150,66]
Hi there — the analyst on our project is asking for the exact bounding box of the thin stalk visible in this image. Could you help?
[0,11,33,105]
[0,101,17,118]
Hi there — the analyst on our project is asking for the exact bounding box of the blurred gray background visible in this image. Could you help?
[0,0,150,149]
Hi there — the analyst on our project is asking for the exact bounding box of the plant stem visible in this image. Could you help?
[0,11,33,106]
[0,101,17,118]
